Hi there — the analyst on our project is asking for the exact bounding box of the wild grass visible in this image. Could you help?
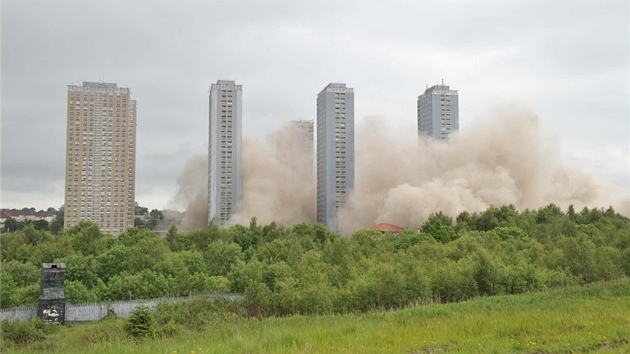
[3,278,629,353]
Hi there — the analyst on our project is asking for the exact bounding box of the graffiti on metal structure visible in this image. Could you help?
[42,308,62,324]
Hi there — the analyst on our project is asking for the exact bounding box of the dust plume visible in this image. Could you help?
[171,105,628,233]
[170,123,316,231]
[338,104,629,233]
[229,125,316,225]
[168,154,208,231]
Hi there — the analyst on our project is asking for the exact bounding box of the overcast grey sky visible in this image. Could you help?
[2,0,628,211]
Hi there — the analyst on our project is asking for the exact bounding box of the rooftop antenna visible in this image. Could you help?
[442,78,444,86]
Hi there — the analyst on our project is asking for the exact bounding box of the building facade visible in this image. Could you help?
[316,83,354,232]
[208,80,242,226]
[290,119,314,152]
[417,83,459,141]
[64,82,136,235]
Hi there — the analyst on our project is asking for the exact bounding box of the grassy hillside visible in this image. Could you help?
[4,278,629,353]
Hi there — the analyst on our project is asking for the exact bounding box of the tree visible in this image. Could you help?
[205,240,244,276]
[118,227,156,247]
[149,209,164,221]
[28,234,73,264]
[3,218,22,233]
[165,225,179,251]
[421,212,457,244]
[229,224,256,250]
[107,270,171,300]
[96,244,131,283]
[65,280,97,303]
[455,211,474,231]
[134,202,149,216]
[129,236,169,272]
[0,272,17,308]
[147,209,164,228]
[125,306,155,339]
[61,253,99,288]
[68,222,106,256]
[536,204,564,224]
[2,261,40,287]
[473,250,499,296]
[22,224,51,245]
[32,220,49,231]
[49,206,64,235]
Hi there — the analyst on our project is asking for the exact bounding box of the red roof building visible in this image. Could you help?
[368,223,405,233]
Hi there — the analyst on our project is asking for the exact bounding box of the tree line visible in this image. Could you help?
[1,203,166,234]
[2,204,629,316]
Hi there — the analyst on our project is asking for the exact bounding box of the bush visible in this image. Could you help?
[157,319,183,338]
[1,318,47,347]
[156,296,247,332]
[124,305,155,339]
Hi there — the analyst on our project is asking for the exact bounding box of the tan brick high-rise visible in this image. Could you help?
[64,82,136,235]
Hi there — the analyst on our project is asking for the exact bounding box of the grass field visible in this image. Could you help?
[4,279,630,353]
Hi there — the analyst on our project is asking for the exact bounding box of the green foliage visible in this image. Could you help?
[134,202,149,216]
[207,275,231,293]
[256,238,289,263]
[95,244,131,283]
[187,222,224,251]
[0,261,40,308]
[106,270,172,300]
[68,222,107,256]
[32,219,50,230]
[124,305,155,339]
[60,253,99,288]
[228,223,256,250]
[1,318,48,347]
[1,203,629,320]
[488,226,528,240]
[351,229,382,249]
[2,260,40,287]
[49,206,64,234]
[165,225,179,251]
[147,209,164,228]
[12,284,41,307]
[205,240,243,276]
[149,209,164,220]
[117,227,156,247]
[393,229,436,250]
[473,250,500,296]
[21,224,51,245]
[421,212,457,243]
[65,280,98,303]
[128,233,169,272]
[1,272,17,308]
[155,296,243,332]
[29,235,73,264]
[4,280,630,353]
[3,217,23,232]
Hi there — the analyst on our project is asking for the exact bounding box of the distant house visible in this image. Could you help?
[31,211,56,223]
[0,209,56,229]
[368,223,405,234]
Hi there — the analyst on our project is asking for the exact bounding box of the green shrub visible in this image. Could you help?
[156,296,246,332]
[157,319,183,338]
[124,305,155,339]
[1,318,47,347]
